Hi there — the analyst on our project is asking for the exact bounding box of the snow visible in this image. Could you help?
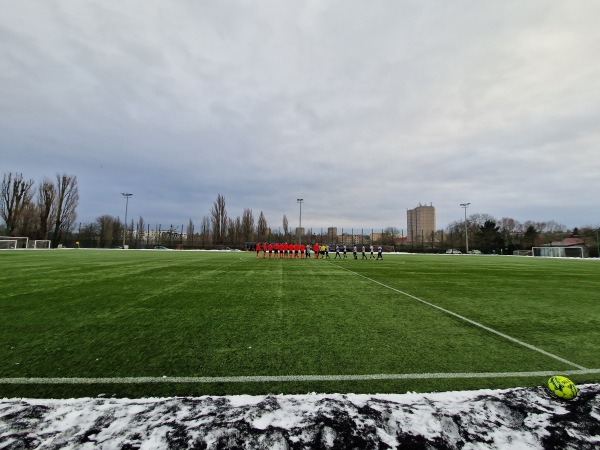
[1,385,599,449]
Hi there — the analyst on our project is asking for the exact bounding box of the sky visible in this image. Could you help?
[2,0,599,233]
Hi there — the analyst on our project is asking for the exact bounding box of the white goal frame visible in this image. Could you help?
[0,236,28,249]
[532,246,585,258]
[29,240,52,249]
[0,239,18,250]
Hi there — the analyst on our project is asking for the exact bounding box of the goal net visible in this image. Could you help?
[0,240,17,250]
[532,246,585,258]
[0,236,29,249]
[29,240,52,249]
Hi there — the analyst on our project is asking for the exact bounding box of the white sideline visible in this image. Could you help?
[1,369,599,384]
[329,262,588,371]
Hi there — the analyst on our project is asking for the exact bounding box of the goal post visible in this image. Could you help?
[0,236,29,249]
[532,246,585,258]
[0,240,17,250]
[30,240,52,249]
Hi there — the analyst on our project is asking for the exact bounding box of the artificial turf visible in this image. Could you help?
[1,249,598,397]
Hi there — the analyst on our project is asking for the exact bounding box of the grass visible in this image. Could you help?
[1,249,599,398]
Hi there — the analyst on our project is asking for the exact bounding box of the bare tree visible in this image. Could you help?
[200,215,211,247]
[257,211,268,241]
[137,216,146,246]
[227,217,237,246]
[37,179,56,239]
[51,174,79,246]
[282,214,289,240]
[241,208,255,242]
[186,218,194,245]
[97,215,117,248]
[0,172,34,235]
[234,216,243,246]
[210,194,227,244]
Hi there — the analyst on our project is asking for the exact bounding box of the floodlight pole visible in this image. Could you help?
[297,198,304,244]
[122,193,133,248]
[460,202,470,253]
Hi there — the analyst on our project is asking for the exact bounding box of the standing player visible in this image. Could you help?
[370,245,375,259]
[377,245,383,260]
[353,245,358,260]
[263,242,267,258]
[255,242,261,258]
[361,245,367,259]
[343,244,348,259]
[268,242,273,258]
[334,245,341,259]
[313,243,320,259]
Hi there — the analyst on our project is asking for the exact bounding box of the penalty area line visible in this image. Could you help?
[328,262,588,371]
[1,369,600,384]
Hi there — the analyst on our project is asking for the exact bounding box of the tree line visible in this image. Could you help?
[2,174,598,255]
[0,172,78,246]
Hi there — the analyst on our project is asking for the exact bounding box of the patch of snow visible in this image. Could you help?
[1,384,598,448]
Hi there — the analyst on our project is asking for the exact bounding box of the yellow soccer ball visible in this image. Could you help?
[547,376,578,400]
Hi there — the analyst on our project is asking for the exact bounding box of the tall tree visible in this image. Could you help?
[0,172,34,235]
[282,214,289,240]
[227,217,237,246]
[97,215,117,248]
[241,208,255,242]
[210,194,227,244]
[186,218,194,245]
[477,220,504,254]
[37,179,56,239]
[137,216,146,247]
[524,225,539,249]
[257,211,268,241]
[51,174,79,246]
[200,215,211,246]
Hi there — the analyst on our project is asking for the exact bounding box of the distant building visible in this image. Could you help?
[327,227,338,242]
[407,204,436,245]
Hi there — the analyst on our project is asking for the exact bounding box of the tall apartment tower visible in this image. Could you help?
[407,204,436,245]
[327,227,338,242]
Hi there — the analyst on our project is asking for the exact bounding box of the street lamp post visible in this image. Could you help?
[122,193,133,248]
[460,202,470,253]
[297,198,304,244]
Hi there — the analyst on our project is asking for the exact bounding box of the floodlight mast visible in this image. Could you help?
[460,202,470,253]
[122,193,133,248]
[297,198,304,245]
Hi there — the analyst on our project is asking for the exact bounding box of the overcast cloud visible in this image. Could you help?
[2,0,599,232]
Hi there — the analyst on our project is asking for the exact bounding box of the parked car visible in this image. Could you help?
[154,245,169,250]
[468,249,482,254]
[446,249,462,254]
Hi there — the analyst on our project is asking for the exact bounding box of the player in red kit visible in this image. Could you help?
[255,242,261,258]
[313,243,320,259]
[300,243,305,258]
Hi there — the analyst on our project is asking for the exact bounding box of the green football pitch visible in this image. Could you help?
[1,249,599,398]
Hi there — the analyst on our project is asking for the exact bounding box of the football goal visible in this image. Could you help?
[28,240,52,249]
[532,246,586,258]
[0,236,29,249]
[0,239,17,250]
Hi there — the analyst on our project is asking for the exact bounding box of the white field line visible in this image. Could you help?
[1,369,600,384]
[329,262,588,371]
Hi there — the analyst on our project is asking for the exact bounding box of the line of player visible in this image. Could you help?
[255,242,383,260]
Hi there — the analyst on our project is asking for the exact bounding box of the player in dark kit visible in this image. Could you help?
[334,245,341,259]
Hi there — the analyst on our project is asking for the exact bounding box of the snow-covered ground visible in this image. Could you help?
[1,384,599,449]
